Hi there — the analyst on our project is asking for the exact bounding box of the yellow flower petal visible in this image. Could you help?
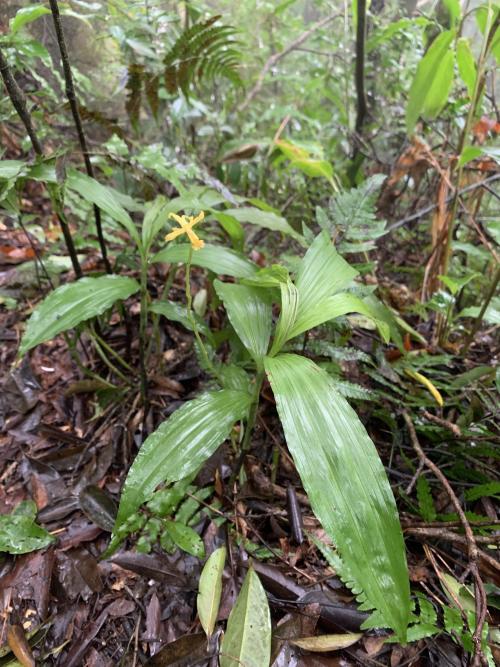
[164,211,205,250]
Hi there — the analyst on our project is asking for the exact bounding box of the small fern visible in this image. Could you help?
[319,174,387,254]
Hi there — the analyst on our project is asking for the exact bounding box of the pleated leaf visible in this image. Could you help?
[223,207,304,244]
[66,169,140,245]
[197,546,226,638]
[19,276,140,356]
[220,568,271,667]
[264,354,410,640]
[112,390,251,535]
[152,243,257,278]
[270,280,300,355]
[150,300,212,339]
[214,280,272,366]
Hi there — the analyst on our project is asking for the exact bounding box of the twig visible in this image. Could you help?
[404,526,500,545]
[421,409,462,437]
[0,46,82,278]
[385,173,500,235]
[48,0,111,274]
[238,13,341,111]
[402,411,488,666]
[354,0,367,135]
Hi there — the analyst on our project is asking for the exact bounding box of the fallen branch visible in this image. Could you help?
[402,411,488,667]
[404,526,500,545]
[238,13,341,112]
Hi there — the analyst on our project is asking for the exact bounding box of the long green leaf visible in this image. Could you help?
[197,546,226,638]
[295,232,357,312]
[270,281,300,355]
[10,5,51,33]
[66,169,141,246]
[223,207,304,244]
[214,281,272,366]
[456,37,477,98]
[152,243,257,278]
[289,292,390,342]
[19,276,140,356]
[264,354,410,639]
[406,30,455,133]
[112,390,251,534]
[220,568,271,667]
[149,300,212,338]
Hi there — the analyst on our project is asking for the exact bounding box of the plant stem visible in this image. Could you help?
[442,4,499,277]
[48,0,111,274]
[91,333,132,385]
[185,247,220,381]
[139,256,149,409]
[146,264,176,363]
[230,370,265,485]
[90,324,136,375]
[0,46,83,278]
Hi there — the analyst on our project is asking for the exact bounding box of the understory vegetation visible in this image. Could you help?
[0,0,499,665]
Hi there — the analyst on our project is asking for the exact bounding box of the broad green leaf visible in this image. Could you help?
[0,160,27,180]
[10,5,51,33]
[197,546,226,638]
[19,276,140,356]
[264,354,410,639]
[66,169,140,246]
[270,281,300,355]
[289,292,390,342]
[112,390,251,536]
[406,30,455,133]
[458,145,483,166]
[290,634,362,652]
[163,520,205,557]
[241,265,290,288]
[456,38,477,98]
[295,232,358,310]
[150,300,212,338]
[220,568,271,667]
[142,195,169,251]
[0,502,55,555]
[366,17,430,53]
[211,210,245,250]
[214,280,272,366]
[291,158,334,181]
[152,243,258,278]
[222,207,304,244]
[443,0,461,26]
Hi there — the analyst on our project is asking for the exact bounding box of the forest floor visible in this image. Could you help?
[1,160,499,667]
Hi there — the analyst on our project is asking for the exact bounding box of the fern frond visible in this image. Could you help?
[163,16,243,96]
[326,174,387,254]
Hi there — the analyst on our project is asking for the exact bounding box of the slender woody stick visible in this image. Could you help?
[0,47,82,278]
[48,0,112,274]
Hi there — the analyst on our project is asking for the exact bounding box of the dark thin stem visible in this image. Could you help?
[0,46,82,278]
[354,0,367,135]
[48,0,111,274]
[230,370,265,485]
[462,264,500,355]
[139,257,149,417]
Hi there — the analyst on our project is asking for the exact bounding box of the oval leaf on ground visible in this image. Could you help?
[111,389,251,540]
[264,354,410,640]
[152,243,258,278]
[222,207,304,244]
[220,568,271,667]
[19,276,140,356]
[163,521,205,558]
[291,633,362,652]
[197,546,226,638]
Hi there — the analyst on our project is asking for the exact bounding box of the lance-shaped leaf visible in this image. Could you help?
[150,300,212,339]
[264,354,410,640]
[66,169,141,246]
[220,568,271,667]
[270,280,300,355]
[214,280,272,366]
[406,30,455,133]
[152,243,257,278]
[288,292,391,342]
[295,231,357,318]
[112,390,251,535]
[223,207,304,244]
[19,276,140,356]
[197,546,226,638]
